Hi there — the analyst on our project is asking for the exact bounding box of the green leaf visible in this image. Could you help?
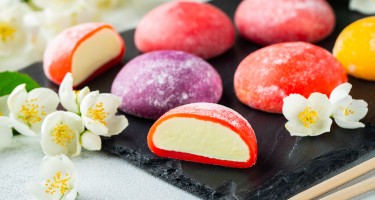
[0,71,40,97]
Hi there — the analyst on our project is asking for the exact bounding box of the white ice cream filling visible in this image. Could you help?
[153,117,250,162]
[72,28,122,85]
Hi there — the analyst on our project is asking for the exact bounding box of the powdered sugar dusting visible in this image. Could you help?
[234,42,347,113]
[135,1,235,59]
[111,50,223,119]
[235,0,334,44]
[166,103,254,137]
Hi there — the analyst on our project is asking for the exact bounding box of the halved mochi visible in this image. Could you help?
[148,103,258,168]
[44,22,125,86]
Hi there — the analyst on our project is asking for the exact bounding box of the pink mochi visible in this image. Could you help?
[111,50,223,119]
[134,1,235,59]
[234,0,335,45]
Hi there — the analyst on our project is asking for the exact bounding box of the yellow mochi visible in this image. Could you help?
[333,16,375,81]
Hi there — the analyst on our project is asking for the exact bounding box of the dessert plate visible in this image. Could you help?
[21,0,375,199]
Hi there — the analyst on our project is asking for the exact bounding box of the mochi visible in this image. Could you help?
[44,22,125,86]
[148,103,258,168]
[134,1,235,59]
[333,16,375,81]
[235,0,335,45]
[234,42,347,113]
[111,50,223,119]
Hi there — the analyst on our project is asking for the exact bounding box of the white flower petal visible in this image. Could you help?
[335,117,365,129]
[332,96,368,128]
[82,116,108,136]
[332,95,352,118]
[282,94,307,121]
[330,83,352,104]
[285,120,312,137]
[106,115,128,137]
[81,131,102,150]
[309,118,332,136]
[65,189,78,200]
[308,93,332,118]
[40,155,77,183]
[347,99,368,121]
[77,86,90,104]
[0,95,10,116]
[28,88,59,113]
[59,73,79,113]
[27,183,52,200]
[10,113,37,136]
[0,116,11,127]
[80,91,99,116]
[96,93,122,116]
[7,84,27,113]
[41,111,83,157]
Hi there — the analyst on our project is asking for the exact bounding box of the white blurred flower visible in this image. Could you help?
[283,93,333,136]
[0,116,12,149]
[32,0,80,12]
[36,1,99,38]
[28,154,78,200]
[41,111,84,157]
[350,0,375,14]
[0,1,47,71]
[81,130,102,151]
[80,91,128,137]
[93,0,120,9]
[0,3,30,57]
[7,84,59,136]
[330,83,368,129]
[0,95,12,149]
[59,73,90,114]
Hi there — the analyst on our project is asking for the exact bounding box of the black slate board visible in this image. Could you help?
[21,0,375,199]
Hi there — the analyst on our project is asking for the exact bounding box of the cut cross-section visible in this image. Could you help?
[148,103,258,168]
[44,22,125,87]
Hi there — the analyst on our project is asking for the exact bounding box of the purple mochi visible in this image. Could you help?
[111,50,223,119]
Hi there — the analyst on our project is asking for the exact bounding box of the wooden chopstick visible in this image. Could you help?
[290,156,375,200]
[320,176,375,200]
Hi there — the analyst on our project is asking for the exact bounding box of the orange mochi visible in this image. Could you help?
[148,103,258,168]
[234,42,347,113]
[333,16,375,81]
[44,22,125,86]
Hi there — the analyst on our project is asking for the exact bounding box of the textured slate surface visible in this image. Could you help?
[22,0,375,199]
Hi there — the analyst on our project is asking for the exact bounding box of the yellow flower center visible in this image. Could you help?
[0,111,3,116]
[18,98,46,126]
[0,22,16,43]
[87,102,108,125]
[51,123,75,147]
[298,107,318,128]
[44,171,71,196]
[340,106,354,117]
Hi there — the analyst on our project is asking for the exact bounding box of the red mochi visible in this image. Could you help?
[235,0,335,45]
[44,23,125,86]
[135,1,235,59]
[234,42,347,113]
[148,103,258,168]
